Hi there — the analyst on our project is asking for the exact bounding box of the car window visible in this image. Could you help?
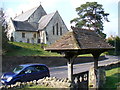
[24,66,36,74]
[34,65,47,71]
[13,66,24,73]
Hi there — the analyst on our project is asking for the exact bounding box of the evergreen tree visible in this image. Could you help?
[70,2,109,38]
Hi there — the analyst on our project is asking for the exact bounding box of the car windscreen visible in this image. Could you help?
[13,66,24,73]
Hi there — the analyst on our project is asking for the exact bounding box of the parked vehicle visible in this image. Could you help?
[1,64,50,85]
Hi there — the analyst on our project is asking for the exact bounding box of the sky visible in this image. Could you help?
[0,0,119,37]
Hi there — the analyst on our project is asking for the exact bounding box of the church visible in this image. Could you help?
[7,5,68,45]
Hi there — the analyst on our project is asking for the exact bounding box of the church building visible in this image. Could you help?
[7,5,68,45]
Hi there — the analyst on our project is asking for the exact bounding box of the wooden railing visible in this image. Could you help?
[73,71,89,89]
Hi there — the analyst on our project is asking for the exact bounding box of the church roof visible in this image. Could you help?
[38,12,56,30]
[12,20,38,31]
[45,27,113,51]
[12,5,57,31]
[14,7,38,21]
[11,5,66,32]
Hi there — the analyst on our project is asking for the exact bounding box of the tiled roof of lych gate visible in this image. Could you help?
[13,20,38,31]
[45,27,113,51]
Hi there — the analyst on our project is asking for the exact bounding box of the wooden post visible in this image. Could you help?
[92,53,100,70]
[67,58,73,82]
[89,52,101,89]
[65,52,77,84]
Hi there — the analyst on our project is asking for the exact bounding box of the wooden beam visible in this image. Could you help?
[91,51,102,88]
[65,52,78,82]
[92,52,101,69]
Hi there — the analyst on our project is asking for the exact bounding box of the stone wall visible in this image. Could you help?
[0,77,71,89]
[2,56,105,72]
[89,61,120,88]
[89,67,106,88]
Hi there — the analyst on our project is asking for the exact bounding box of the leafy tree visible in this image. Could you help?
[0,8,9,55]
[107,36,120,55]
[70,2,109,38]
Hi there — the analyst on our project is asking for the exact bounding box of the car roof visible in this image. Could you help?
[19,63,47,68]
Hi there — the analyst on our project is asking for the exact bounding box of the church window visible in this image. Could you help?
[38,39,40,43]
[33,34,36,38]
[46,32,48,41]
[27,39,29,43]
[56,23,59,35]
[60,27,62,35]
[53,26,55,35]
[22,33,25,38]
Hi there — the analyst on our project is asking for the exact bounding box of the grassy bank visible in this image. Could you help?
[5,42,105,56]
[5,42,61,56]
[104,67,120,89]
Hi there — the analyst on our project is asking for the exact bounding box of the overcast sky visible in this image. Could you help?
[1,0,119,37]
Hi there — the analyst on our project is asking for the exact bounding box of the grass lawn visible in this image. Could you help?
[103,67,120,89]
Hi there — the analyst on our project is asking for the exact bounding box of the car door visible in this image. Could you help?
[34,65,48,80]
[18,66,37,82]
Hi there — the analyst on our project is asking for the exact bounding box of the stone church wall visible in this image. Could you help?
[45,11,68,45]
[27,5,47,23]
[14,31,38,43]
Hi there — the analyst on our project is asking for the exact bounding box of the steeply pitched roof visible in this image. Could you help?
[12,20,38,31]
[38,12,56,30]
[14,5,47,22]
[45,27,113,51]
[14,7,38,21]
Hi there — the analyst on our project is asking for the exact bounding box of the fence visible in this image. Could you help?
[73,71,89,89]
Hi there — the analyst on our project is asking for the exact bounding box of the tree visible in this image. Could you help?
[107,36,120,55]
[70,2,109,38]
[0,8,9,55]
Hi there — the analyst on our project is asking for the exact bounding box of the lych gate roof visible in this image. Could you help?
[13,20,38,31]
[45,27,113,51]
[38,12,56,30]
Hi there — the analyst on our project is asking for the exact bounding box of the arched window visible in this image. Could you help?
[56,23,59,35]
[33,34,36,38]
[53,26,55,35]
[60,27,62,35]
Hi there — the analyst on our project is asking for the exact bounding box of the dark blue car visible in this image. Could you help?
[1,64,50,85]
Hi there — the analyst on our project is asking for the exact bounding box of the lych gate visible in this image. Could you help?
[45,27,113,89]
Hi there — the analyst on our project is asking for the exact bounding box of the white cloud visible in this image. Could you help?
[103,17,118,37]
[6,8,15,17]
[8,0,61,17]
[5,8,16,21]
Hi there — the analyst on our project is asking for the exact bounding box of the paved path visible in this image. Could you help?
[49,55,119,78]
